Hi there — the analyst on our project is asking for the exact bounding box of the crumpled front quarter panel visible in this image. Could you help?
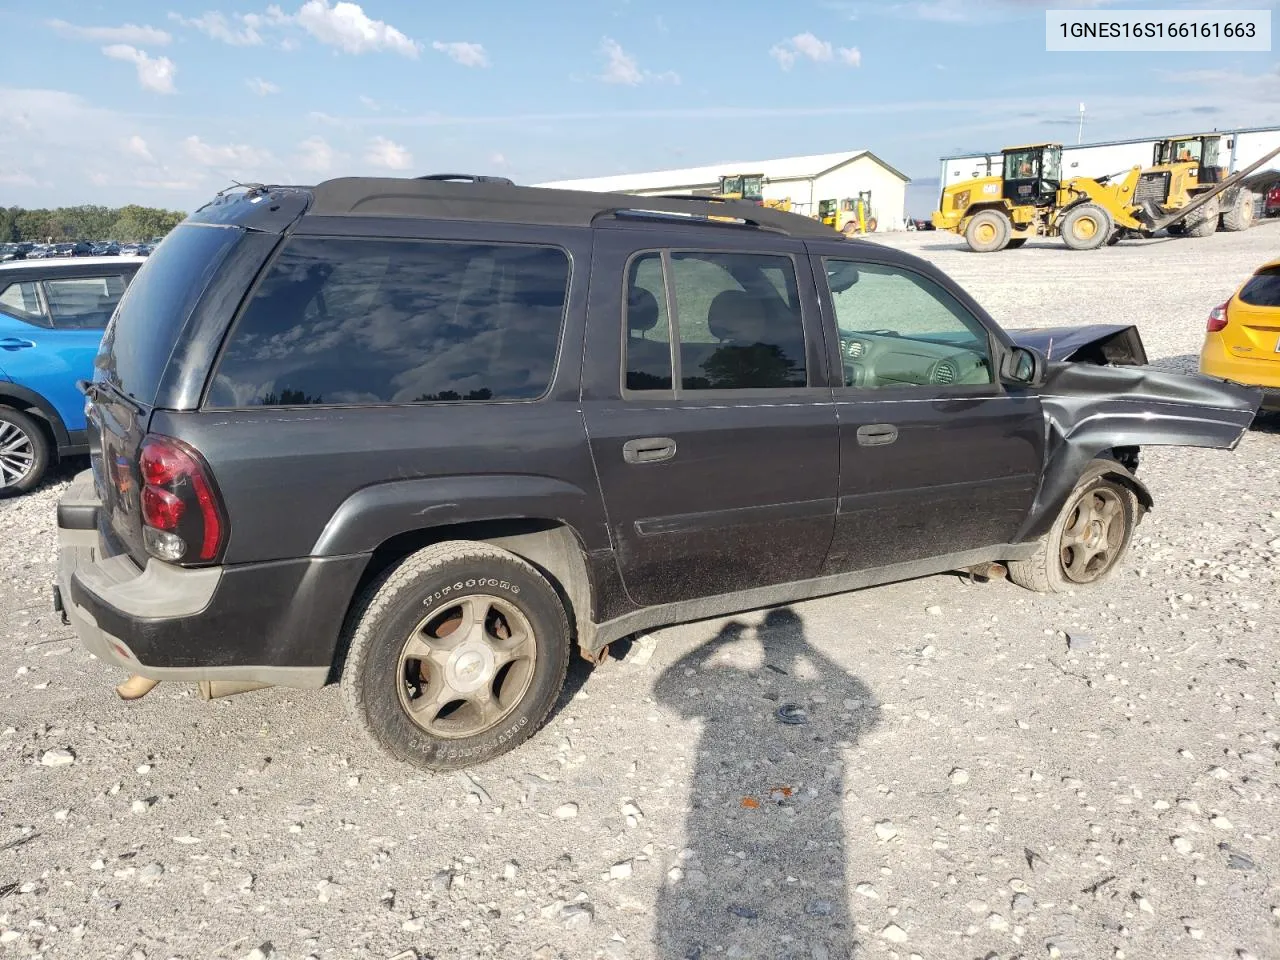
[1017,362,1262,541]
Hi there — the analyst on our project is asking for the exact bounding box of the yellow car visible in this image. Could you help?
[1199,255,1280,410]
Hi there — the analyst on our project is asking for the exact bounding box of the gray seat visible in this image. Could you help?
[626,287,672,390]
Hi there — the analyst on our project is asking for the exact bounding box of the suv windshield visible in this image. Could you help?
[95,222,243,404]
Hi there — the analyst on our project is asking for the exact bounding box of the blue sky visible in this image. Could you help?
[0,0,1276,217]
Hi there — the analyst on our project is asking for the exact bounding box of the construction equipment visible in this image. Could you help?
[717,173,765,202]
[715,173,791,212]
[1152,133,1255,233]
[819,192,877,236]
[931,140,1280,252]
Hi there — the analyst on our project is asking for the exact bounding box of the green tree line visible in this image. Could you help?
[0,204,188,244]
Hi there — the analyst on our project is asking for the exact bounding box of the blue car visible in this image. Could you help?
[0,255,146,494]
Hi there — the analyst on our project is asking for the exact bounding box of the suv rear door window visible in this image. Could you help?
[207,237,570,408]
[44,275,129,330]
[624,250,807,393]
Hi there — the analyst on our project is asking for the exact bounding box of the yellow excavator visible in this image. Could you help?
[931,140,1280,252]
[819,192,877,236]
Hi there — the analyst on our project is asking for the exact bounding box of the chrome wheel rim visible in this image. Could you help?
[396,593,537,739]
[0,420,35,489]
[1059,487,1125,583]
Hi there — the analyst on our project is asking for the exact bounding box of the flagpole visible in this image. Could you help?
[1077,102,1085,145]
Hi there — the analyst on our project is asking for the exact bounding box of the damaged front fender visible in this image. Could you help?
[1015,362,1262,543]
[1009,323,1148,366]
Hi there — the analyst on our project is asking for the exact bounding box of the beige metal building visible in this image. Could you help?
[534,150,912,231]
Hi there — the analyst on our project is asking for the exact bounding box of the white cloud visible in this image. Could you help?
[247,77,280,96]
[490,152,508,166]
[293,0,420,56]
[183,135,274,171]
[598,38,679,86]
[359,95,381,111]
[365,136,413,170]
[770,33,861,71]
[0,168,37,186]
[168,11,265,45]
[122,135,154,162]
[432,41,489,67]
[47,19,172,45]
[297,135,337,172]
[102,45,178,94]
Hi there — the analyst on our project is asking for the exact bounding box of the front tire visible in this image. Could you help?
[340,540,571,771]
[1184,196,1220,238]
[964,210,1011,253]
[1007,465,1139,594]
[1060,203,1112,251]
[0,407,49,496]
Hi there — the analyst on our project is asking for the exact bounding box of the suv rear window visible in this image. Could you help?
[1239,268,1280,308]
[97,223,243,403]
[206,237,570,408]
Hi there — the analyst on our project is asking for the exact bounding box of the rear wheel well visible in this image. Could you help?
[332,519,596,680]
[0,397,60,462]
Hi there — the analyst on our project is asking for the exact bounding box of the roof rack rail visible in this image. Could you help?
[417,173,515,185]
[307,176,842,240]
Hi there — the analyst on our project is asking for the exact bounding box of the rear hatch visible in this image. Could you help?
[87,221,247,565]
[1224,265,1280,360]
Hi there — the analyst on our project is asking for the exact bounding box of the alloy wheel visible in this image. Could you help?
[0,420,36,489]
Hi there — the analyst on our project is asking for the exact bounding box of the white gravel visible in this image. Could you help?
[2,223,1279,959]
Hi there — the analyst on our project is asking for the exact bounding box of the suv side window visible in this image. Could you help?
[624,250,807,393]
[823,259,994,389]
[207,237,571,408]
[44,275,129,330]
[0,281,51,328]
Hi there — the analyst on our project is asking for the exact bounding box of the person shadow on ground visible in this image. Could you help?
[651,606,882,960]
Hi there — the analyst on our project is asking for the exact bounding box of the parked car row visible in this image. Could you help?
[0,240,155,262]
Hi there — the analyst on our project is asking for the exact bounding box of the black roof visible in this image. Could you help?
[191,174,848,240]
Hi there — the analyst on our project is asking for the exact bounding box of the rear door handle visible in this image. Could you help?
[0,337,35,351]
[856,423,898,446]
[622,437,677,464]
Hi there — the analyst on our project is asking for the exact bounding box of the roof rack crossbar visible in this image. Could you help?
[306,177,842,240]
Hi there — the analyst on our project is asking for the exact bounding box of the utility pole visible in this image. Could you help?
[1077,102,1085,145]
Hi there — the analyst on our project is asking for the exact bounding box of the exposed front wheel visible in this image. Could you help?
[0,407,49,496]
[340,540,571,771]
[1007,466,1140,594]
[1184,196,1220,238]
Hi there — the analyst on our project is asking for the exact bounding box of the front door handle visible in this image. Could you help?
[0,337,35,351]
[856,423,898,446]
[622,437,677,464]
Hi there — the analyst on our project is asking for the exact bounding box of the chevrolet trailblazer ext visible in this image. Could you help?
[54,175,1260,771]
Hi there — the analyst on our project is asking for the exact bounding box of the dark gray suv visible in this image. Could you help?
[54,175,1260,771]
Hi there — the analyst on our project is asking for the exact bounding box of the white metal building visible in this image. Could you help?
[938,124,1280,209]
[534,150,913,231]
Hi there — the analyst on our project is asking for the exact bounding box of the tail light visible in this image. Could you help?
[138,435,228,565]
[1207,301,1229,333]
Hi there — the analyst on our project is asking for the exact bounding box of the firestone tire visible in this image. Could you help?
[0,407,50,497]
[339,540,571,772]
[1007,463,1140,594]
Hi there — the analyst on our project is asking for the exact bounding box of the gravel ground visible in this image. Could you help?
[3,223,1280,960]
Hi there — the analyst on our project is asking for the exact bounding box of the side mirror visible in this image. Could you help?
[1001,345,1046,387]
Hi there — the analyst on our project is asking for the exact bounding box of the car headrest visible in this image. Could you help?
[628,287,660,335]
[707,289,767,344]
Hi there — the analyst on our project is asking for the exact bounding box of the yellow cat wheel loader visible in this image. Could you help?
[715,174,791,212]
[932,141,1280,252]
[1153,133,1256,234]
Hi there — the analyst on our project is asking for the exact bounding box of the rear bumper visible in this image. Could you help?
[54,469,367,688]
[1200,337,1280,397]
